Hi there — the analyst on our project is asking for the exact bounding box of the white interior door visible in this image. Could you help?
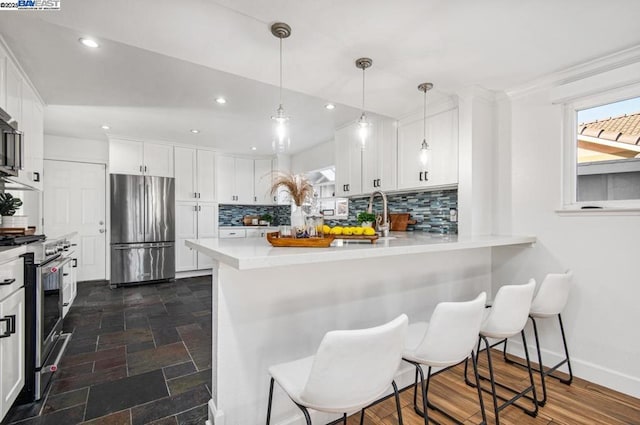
[44,160,107,281]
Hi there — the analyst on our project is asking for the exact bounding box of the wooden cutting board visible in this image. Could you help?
[389,213,417,231]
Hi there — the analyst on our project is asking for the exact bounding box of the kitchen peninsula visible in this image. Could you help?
[187,232,535,425]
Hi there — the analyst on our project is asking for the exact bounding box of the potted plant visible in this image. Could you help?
[260,213,273,226]
[0,193,27,228]
[357,212,376,228]
[271,172,314,237]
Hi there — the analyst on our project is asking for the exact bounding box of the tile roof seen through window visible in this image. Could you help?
[579,112,640,145]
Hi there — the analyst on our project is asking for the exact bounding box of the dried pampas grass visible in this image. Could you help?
[270,171,314,207]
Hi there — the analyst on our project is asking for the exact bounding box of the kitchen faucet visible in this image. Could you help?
[367,190,390,237]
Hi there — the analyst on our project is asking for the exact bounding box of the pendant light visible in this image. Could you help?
[418,82,433,178]
[355,57,372,150]
[271,22,292,153]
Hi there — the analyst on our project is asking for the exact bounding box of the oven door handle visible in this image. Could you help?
[0,278,16,286]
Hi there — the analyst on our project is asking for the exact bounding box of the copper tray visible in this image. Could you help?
[266,232,335,248]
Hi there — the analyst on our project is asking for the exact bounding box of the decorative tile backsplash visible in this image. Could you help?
[220,189,458,234]
[325,189,458,234]
[218,204,291,226]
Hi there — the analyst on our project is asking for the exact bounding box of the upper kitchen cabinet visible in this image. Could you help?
[174,147,216,202]
[4,54,22,125]
[334,124,363,197]
[215,155,254,204]
[254,158,273,204]
[16,84,44,190]
[362,119,397,193]
[109,138,174,177]
[397,107,459,190]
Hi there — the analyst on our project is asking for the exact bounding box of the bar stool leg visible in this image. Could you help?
[342,413,347,424]
[294,403,312,425]
[471,351,487,425]
[392,380,404,425]
[558,314,574,385]
[359,408,365,425]
[412,364,430,425]
[481,336,501,425]
[530,316,548,406]
[520,330,539,417]
[266,377,275,425]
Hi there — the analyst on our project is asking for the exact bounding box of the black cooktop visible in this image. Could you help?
[0,234,46,246]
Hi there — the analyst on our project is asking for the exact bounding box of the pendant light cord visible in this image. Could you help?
[279,37,283,106]
[361,67,366,113]
[423,88,427,141]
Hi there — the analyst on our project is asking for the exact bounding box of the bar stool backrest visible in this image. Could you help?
[530,271,573,317]
[414,292,487,365]
[300,314,408,412]
[481,279,536,339]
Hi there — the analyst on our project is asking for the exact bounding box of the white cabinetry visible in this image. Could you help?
[362,120,397,193]
[215,155,254,204]
[109,139,174,177]
[254,159,273,204]
[174,147,216,202]
[0,256,25,422]
[397,107,459,190]
[175,201,217,272]
[219,227,278,239]
[334,125,362,197]
[4,58,22,125]
[13,83,44,190]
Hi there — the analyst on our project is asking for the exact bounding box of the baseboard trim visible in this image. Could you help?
[506,340,640,398]
[208,399,224,425]
[176,270,212,279]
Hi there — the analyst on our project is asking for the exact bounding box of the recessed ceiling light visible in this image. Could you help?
[101,125,110,130]
[190,129,200,134]
[251,146,257,151]
[325,103,335,110]
[79,38,99,48]
[215,97,227,104]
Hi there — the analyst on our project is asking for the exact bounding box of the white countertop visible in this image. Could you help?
[186,232,536,270]
[218,226,278,229]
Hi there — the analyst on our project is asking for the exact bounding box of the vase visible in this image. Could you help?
[290,206,306,238]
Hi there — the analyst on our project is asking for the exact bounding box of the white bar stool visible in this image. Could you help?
[265,314,408,425]
[464,279,538,425]
[503,271,573,406]
[402,292,488,425]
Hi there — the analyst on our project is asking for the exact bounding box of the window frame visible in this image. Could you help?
[561,82,640,211]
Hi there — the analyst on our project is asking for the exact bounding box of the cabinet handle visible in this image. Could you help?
[0,315,16,338]
[274,196,277,202]
[347,184,350,192]
[377,179,381,187]
[72,259,78,268]
[144,165,148,172]
[423,171,428,182]
[194,192,198,198]
[419,172,423,181]
[198,205,202,211]
[33,172,40,182]
[0,278,16,286]
[63,273,69,277]
[198,192,201,198]
[140,165,143,173]
[254,196,257,202]
[63,303,70,307]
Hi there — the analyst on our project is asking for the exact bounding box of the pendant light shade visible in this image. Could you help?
[271,22,292,153]
[418,82,434,172]
[355,57,372,150]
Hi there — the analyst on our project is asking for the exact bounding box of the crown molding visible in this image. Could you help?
[505,44,640,99]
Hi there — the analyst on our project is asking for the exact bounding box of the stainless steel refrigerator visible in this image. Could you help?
[110,174,175,287]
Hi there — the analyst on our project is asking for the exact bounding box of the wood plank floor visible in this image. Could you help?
[349,351,640,425]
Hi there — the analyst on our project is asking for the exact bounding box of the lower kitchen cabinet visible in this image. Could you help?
[0,256,25,422]
[219,227,278,239]
[176,201,217,272]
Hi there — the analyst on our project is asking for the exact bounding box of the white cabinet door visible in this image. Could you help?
[215,155,236,203]
[174,147,197,201]
[15,85,44,191]
[109,139,144,175]
[235,158,254,204]
[362,121,380,194]
[398,108,458,190]
[219,228,246,238]
[175,202,198,272]
[4,59,22,124]
[0,287,25,421]
[143,142,174,177]
[335,125,362,197]
[196,150,216,202]
[0,51,6,111]
[197,202,217,270]
[362,120,397,193]
[254,159,273,204]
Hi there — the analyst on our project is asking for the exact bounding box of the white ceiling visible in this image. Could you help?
[1,0,640,154]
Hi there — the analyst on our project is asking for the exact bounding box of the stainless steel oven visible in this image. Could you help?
[0,106,23,177]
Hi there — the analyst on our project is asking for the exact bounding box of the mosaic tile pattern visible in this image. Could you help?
[325,189,458,234]
[218,204,291,226]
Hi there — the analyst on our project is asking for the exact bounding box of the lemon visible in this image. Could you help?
[363,227,376,236]
[352,227,364,236]
[330,226,343,235]
[342,227,353,236]
[322,225,331,234]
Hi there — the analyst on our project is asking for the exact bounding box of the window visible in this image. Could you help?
[576,96,640,202]
[561,83,640,210]
[304,166,349,219]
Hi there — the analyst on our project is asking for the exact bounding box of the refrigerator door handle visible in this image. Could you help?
[113,243,174,250]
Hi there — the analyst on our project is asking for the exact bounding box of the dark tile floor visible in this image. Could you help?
[2,276,213,425]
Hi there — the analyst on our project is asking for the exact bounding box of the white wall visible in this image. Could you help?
[290,140,334,174]
[491,68,640,396]
[44,134,109,164]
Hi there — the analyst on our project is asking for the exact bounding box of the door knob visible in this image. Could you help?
[99,229,106,233]
[99,220,104,225]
